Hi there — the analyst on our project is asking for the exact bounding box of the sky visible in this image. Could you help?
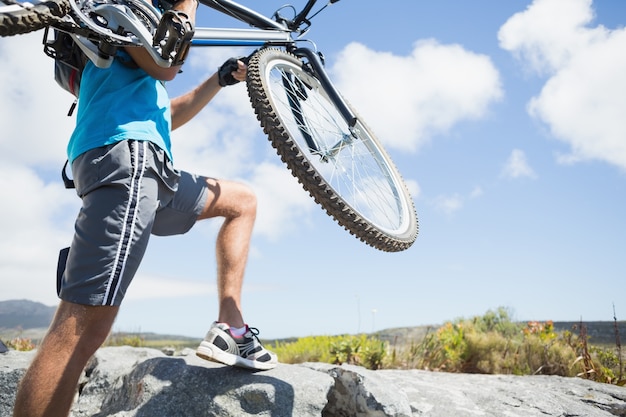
[1,0,625,340]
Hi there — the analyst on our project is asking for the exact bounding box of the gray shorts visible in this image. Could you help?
[58,140,209,306]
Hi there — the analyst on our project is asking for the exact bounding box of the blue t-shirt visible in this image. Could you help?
[67,51,172,163]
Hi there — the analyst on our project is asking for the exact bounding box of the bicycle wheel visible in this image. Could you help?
[0,0,69,36]
[247,48,418,252]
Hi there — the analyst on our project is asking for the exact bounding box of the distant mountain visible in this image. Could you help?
[0,300,55,329]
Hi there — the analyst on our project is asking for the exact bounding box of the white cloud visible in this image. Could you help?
[470,186,484,199]
[403,178,421,202]
[186,45,254,77]
[170,86,259,179]
[498,0,598,74]
[0,32,76,167]
[0,33,80,305]
[499,0,626,170]
[330,40,503,152]
[502,149,537,179]
[431,186,484,215]
[247,162,315,241]
[0,163,79,306]
[433,194,463,215]
[124,274,215,300]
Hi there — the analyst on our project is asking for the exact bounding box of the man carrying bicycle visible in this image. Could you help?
[12,0,277,415]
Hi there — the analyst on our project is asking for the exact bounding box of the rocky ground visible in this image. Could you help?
[2,346,626,417]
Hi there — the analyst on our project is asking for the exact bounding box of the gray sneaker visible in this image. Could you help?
[196,322,278,370]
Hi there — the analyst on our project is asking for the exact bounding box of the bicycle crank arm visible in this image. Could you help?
[93,4,171,67]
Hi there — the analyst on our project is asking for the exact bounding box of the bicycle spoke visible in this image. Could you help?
[265,60,410,235]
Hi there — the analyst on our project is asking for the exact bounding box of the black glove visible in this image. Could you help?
[218,57,246,87]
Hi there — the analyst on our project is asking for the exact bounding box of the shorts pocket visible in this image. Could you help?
[72,141,133,197]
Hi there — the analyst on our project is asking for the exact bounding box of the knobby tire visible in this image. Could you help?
[246,48,418,252]
[0,0,69,36]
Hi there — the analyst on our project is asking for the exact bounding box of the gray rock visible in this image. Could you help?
[2,347,626,417]
[72,346,168,416]
[0,350,36,417]
[74,347,333,417]
[332,366,626,416]
[305,363,413,417]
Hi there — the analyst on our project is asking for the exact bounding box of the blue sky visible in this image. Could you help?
[1,0,625,340]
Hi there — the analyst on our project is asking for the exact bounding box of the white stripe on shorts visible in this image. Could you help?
[102,141,148,305]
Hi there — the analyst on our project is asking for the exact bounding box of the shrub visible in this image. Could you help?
[270,307,626,385]
[588,346,623,384]
[272,334,386,369]
[7,337,35,351]
[413,309,582,377]
[271,336,335,364]
[105,332,145,348]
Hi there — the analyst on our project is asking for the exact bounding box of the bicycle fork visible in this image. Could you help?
[290,47,361,161]
[294,47,357,128]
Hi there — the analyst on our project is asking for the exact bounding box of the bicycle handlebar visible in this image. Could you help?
[291,0,317,30]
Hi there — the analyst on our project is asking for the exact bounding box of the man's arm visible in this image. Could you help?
[124,0,197,81]
[170,59,246,130]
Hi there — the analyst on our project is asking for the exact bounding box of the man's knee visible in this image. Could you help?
[202,179,257,220]
[223,181,257,217]
[238,184,257,216]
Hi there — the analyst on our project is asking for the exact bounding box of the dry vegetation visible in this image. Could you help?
[271,307,625,385]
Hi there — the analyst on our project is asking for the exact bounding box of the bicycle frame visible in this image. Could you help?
[192,0,290,47]
[192,0,357,128]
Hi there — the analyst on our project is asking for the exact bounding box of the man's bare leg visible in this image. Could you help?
[13,301,118,417]
[194,177,276,369]
[197,178,256,328]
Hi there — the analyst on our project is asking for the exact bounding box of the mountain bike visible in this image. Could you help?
[0,0,418,252]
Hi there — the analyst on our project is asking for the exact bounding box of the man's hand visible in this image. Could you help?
[218,57,248,87]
